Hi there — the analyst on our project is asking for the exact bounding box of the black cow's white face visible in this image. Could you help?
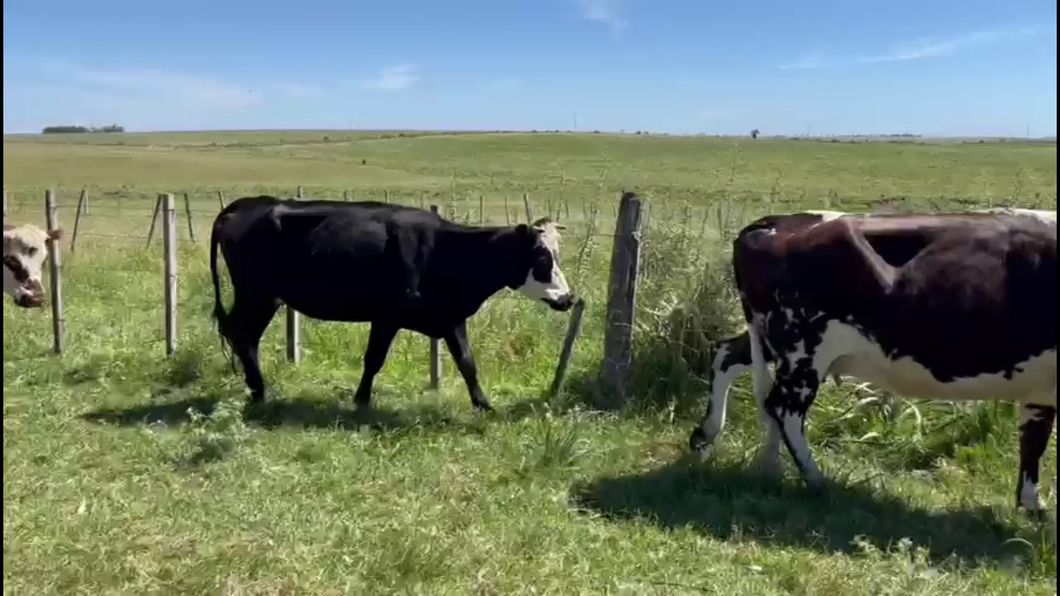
[516,218,575,311]
[3,224,60,309]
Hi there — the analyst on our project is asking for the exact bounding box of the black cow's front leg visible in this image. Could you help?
[353,323,399,408]
[1017,403,1056,513]
[764,361,826,488]
[443,321,493,412]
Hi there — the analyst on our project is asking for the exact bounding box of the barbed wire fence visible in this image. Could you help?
[4,186,648,402]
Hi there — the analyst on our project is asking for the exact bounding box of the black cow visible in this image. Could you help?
[209,195,576,411]
[688,208,1057,512]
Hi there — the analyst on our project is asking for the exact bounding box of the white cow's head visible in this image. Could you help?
[513,217,575,311]
[3,224,62,308]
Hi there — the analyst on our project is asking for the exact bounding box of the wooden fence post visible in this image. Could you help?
[45,190,64,355]
[70,191,87,253]
[286,186,303,363]
[504,194,511,225]
[602,191,643,406]
[428,205,442,389]
[217,190,227,210]
[523,192,533,222]
[343,189,350,202]
[183,193,196,242]
[80,188,89,215]
[479,194,485,224]
[384,189,391,204]
[548,298,587,399]
[162,193,178,357]
[145,194,163,247]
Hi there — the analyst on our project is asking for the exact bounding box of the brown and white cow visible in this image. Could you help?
[3,223,63,308]
[689,208,1057,512]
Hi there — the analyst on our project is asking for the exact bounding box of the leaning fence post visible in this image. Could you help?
[428,205,442,389]
[183,192,196,242]
[145,194,163,247]
[523,192,533,222]
[602,191,643,406]
[45,190,64,355]
[162,193,178,357]
[70,191,87,253]
[81,188,90,215]
[549,298,587,399]
[286,187,303,363]
[217,190,226,210]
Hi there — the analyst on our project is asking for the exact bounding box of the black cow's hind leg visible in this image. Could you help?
[444,321,493,412]
[353,322,399,408]
[227,295,280,403]
[1017,403,1056,513]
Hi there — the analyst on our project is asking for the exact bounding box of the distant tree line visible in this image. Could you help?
[41,124,125,134]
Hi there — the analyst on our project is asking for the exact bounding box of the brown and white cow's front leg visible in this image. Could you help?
[1017,403,1056,513]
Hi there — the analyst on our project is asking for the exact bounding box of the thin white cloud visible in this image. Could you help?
[69,66,260,109]
[359,64,420,91]
[576,0,628,36]
[272,83,326,98]
[780,25,1052,70]
[778,52,828,70]
[486,77,522,92]
[857,26,1048,63]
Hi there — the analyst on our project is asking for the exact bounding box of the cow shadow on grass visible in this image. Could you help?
[80,389,545,436]
[570,453,1042,569]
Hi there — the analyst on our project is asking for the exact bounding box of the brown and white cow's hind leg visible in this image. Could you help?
[1018,403,1056,513]
[690,331,753,452]
[762,354,827,487]
[749,324,785,477]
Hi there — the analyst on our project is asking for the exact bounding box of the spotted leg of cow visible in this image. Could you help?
[353,322,400,408]
[690,332,753,452]
[749,325,784,477]
[762,355,827,487]
[1018,404,1057,513]
[443,321,494,412]
[226,295,280,403]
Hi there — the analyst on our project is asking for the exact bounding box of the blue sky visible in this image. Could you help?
[3,0,1057,136]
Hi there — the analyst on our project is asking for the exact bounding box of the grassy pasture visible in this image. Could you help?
[3,130,1058,595]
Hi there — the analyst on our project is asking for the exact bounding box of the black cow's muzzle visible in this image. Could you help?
[544,293,576,312]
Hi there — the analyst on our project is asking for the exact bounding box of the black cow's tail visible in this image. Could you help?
[210,212,238,375]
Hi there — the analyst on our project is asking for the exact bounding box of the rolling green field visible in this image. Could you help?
[3,130,1058,595]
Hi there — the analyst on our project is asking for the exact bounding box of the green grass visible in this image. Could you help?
[3,130,1058,595]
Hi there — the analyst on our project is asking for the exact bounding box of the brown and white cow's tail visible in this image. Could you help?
[209,214,237,374]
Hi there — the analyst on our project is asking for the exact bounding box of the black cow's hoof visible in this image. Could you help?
[689,427,710,452]
[472,400,495,413]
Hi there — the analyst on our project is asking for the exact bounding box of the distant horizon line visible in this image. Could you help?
[2,127,1056,141]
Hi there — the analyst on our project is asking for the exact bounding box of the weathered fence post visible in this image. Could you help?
[384,189,391,203]
[217,190,227,210]
[80,188,89,215]
[183,193,196,242]
[428,204,442,389]
[479,194,485,224]
[601,191,643,406]
[162,193,178,357]
[70,191,87,253]
[146,194,163,247]
[503,194,511,224]
[523,192,533,222]
[549,298,587,399]
[286,186,304,363]
[45,190,64,355]
[343,189,350,202]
